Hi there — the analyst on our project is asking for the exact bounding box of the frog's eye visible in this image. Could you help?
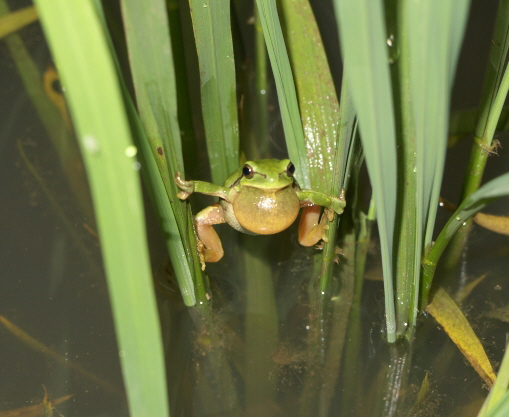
[242,164,254,178]
[286,162,296,177]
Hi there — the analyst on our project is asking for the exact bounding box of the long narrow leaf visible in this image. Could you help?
[256,0,310,188]
[400,0,470,330]
[0,5,37,38]
[422,172,509,303]
[334,0,398,341]
[34,2,170,416]
[280,0,340,193]
[188,0,239,184]
[121,0,205,303]
[478,344,509,416]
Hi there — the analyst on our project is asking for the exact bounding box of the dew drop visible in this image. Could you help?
[83,135,100,154]
[125,145,137,157]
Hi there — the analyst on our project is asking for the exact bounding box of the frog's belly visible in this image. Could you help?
[221,187,300,235]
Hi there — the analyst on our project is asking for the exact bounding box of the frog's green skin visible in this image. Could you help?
[176,159,345,269]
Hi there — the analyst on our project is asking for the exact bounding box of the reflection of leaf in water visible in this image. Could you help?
[0,386,73,417]
[484,304,509,323]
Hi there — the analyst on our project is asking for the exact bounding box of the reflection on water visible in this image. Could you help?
[159,218,509,417]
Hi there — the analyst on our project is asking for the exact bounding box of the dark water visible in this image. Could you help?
[1,1,508,417]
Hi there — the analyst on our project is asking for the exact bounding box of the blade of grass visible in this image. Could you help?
[334,0,398,341]
[399,0,470,333]
[464,0,509,199]
[255,0,310,188]
[254,5,269,158]
[94,2,197,305]
[478,344,509,416]
[280,0,352,299]
[485,392,509,417]
[280,0,340,193]
[445,1,509,271]
[34,2,170,416]
[188,0,239,184]
[0,5,37,38]
[120,0,205,303]
[422,172,509,305]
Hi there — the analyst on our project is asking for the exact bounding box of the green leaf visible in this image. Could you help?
[422,172,509,302]
[478,344,509,417]
[256,0,310,188]
[399,0,470,331]
[0,5,37,38]
[34,1,170,416]
[280,0,340,193]
[334,0,398,341]
[188,0,239,184]
[121,0,206,304]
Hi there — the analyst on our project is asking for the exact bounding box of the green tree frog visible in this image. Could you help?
[176,159,346,269]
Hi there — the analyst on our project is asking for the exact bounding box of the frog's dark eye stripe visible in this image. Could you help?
[242,164,254,178]
[286,162,295,176]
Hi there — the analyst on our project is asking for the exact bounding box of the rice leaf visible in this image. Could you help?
[120,0,205,303]
[34,1,170,416]
[400,0,470,330]
[474,0,509,144]
[422,172,509,304]
[0,5,37,38]
[255,0,310,188]
[188,0,239,184]
[484,393,509,417]
[280,0,340,193]
[334,0,398,341]
[478,344,509,417]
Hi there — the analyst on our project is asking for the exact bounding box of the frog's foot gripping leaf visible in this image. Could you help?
[331,191,346,215]
[175,172,194,200]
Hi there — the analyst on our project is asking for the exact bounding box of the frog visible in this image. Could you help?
[175,159,346,269]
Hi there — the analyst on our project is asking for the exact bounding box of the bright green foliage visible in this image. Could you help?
[34,1,170,416]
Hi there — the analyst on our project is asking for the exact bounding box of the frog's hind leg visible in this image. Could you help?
[298,205,334,247]
[194,203,227,269]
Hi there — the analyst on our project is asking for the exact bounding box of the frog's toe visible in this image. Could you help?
[175,172,195,194]
[177,191,191,200]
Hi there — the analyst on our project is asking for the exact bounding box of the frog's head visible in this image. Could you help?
[236,159,296,190]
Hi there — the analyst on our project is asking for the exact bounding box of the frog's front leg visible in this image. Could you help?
[175,172,231,201]
[296,189,346,247]
[296,189,346,215]
[194,203,227,270]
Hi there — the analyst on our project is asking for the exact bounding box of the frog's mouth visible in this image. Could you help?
[240,184,293,193]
